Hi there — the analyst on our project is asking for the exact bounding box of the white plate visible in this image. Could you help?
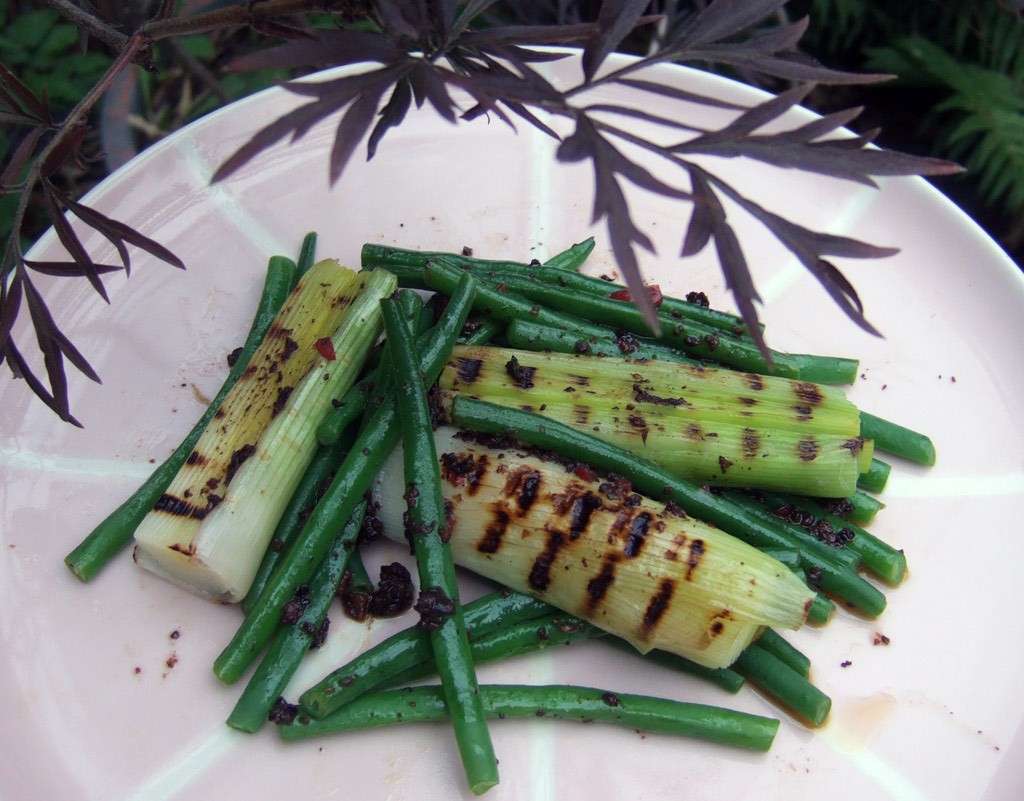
[2,52,1023,801]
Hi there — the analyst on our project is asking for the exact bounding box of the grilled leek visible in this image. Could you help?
[438,345,872,497]
[373,427,815,669]
[133,261,392,602]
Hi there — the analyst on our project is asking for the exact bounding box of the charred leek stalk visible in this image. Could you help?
[373,427,815,670]
[133,262,394,602]
[438,345,872,498]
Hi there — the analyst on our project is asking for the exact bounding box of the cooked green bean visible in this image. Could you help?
[280,684,781,753]
[505,317,700,365]
[213,273,478,685]
[64,255,298,582]
[300,590,554,718]
[859,411,935,466]
[605,640,746,694]
[382,296,498,794]
[858,458,892,493]
[227,503,367,732]
[754,629,811,678]
[733,644,831,726]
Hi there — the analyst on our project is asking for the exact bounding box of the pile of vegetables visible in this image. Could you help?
[64,233,934,795]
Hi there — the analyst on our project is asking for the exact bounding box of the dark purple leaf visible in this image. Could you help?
[40,124,89,178]
[582,0,653,81]
[460,22,600,47]
[681,170,715,257]
[493,99,561,140]
[409,62,457,122]
[711,218,771,358]
[1,127,45,187]
[367,78,412,159]
[673,0,785,48]
[686,46,892,85]
[250,17,316,42]
[23,260,126,277]
[0,62,50,122]
[582,102,707,134]
[4,339,81,426]
[375,0,420,40]
[61,192,186,271]
[42,183,108,303]
[451,0,503,38]
[329,79,394,183]
[616,77,748,111]
[763,106,865,145]
[226,30,405,73]
[0,269,23,350]
[685,83,815,145]
[22,277,101,383]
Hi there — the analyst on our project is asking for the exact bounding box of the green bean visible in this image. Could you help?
[64,255,298,582]
[759,548,802,570]
[846,491,885,525]
[448,395,887,618]
[605,640,746,694]
[541,237,595,270]
[360,239,594,280]
[806,590,835,624]
[296,231,318,277]
[213,273,478,685]
[227,503,367,733]
[300,590,554,718]
[459,315,505,345]
[385,612,605,690]
[280,684,781,753]
[858,458,892,493]
[381,296,498,794]
[733,644,831,726]
[860,411,935,466]
[754,629,811,678]
[505,317,700,365]
[757,490,906,585]
[241,427,356,614]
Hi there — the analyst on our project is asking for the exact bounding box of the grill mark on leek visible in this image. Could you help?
[528,530,565,591]
[455,356,484,384]
[624,512,653,557]
[569,492,602,540]
[586,556,618,609]
[797,439,819,462]
[793,382,824,406]
[478,506,510,554]
[686,539,706,580]
[641,578,676,637]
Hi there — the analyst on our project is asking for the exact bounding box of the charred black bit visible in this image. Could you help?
[368,562,415,618]
[683,334,702,347]
[439,451,489,493]
[718,455,734,474]
[664,499,688,519]
[842,438,865,456]
[824,497,856,517]
[601,692,621,707]
[414,586,456,632]
[226,346,243,368]
[551,617,589,634]
[703,333,720,352]
[225,443,257,484]
[300,617,330,649]
[598,474,632,501]
[403,482,420,509]
[281,336,300,361]
[454,356,484,384]
[185,449,206,466]
[515,470,543,514]
[573,339,592,354]
[614,330,640,354]
[268,697,300,725]
[272,385,294,416]
[792,404,813,421]
[281,584,312,626]
[742,429,760,459]
[462,245,474,257]
[427,383,445,429]
[744,373,765,392]
[442,499,455,542]
[586,556,619,609]
[685,291,710,308]
[203,494,223,515]
[632,382,689,407]
[359,498,384,544]
[873,632,891,646]
[505,355,536,389]
[770,503,855,548]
